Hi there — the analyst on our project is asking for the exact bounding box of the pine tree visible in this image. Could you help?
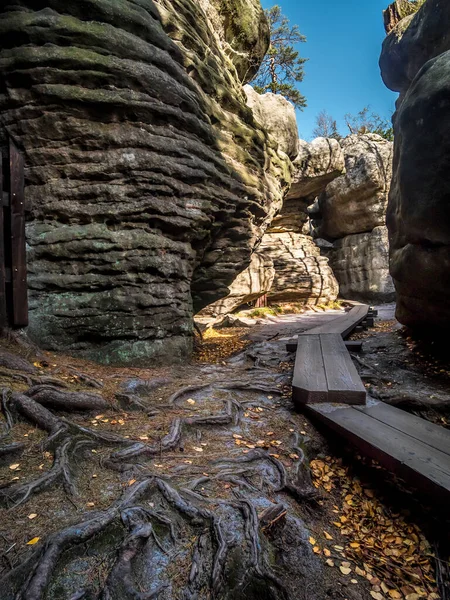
[251,6,307,109]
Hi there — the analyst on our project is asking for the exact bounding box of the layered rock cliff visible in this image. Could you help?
[0,0,291,363]
[315,134,395,303]
[380,0,450,330]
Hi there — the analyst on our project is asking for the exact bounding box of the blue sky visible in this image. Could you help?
[259,0,397,140]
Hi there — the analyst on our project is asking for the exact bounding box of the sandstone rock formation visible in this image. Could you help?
[330,227,395,303]
[313,134,395,303]
[318,134,393,240]
[202,129,342,316]
[244,85,299,159]
[380,0,450,330]
[0,0,291,364]
[262,232,339,304]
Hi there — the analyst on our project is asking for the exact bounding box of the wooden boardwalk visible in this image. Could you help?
[290,305,450,505]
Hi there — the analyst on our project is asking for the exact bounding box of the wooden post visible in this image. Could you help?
[9,139,28,327]
[0,153,6,328]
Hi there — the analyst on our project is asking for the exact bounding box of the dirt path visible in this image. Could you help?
[0,308,447,599]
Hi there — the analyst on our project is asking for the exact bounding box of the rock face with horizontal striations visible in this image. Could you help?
[262,232,339,305]
[312,134,395,303]
[0,0,291,364]
[330,227,396,304]
[318,134,393,240]
[380,0,450,330]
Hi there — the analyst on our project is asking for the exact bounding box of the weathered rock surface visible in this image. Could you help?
[0,0,291,363]
[380,0,450,330]
[317,134,393,240]
[271,137,345,233]
[244,85,299,159]
[262,232,339,304]
[330,226,395,303]
[199,251,275,316]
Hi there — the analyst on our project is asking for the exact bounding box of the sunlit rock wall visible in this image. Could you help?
[0,0,291,363]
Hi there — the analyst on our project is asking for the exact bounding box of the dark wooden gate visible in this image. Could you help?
[0,139,28,328]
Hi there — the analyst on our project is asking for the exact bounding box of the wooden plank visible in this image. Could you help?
[301,305,369,338]
[307,403,450,505]
[0,153,6,328]
[355,400,450,458]
[9,140,28,327]
[292,335,328,405]
[320,334,366,405]
[287,339,363,353]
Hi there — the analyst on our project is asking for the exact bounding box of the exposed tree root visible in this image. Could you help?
[26,385,109,412]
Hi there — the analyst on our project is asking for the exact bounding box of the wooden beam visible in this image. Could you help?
[287,339,363,353]
[9,139,28,327]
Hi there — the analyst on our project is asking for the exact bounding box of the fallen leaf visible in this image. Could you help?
[9,464,20,470]
[388,591,402,599]
[323,548,331,557]
[370,593,384,600]
[324,531,333,540]
[326,559,334,567]
[193,447,204,452]
[128,479,136,486]
[26,537,40,545]
[340,567,351,575]
[28,514,37,520]
[186,399,196,405]
[87,502,95,507]
[309,537,316,546]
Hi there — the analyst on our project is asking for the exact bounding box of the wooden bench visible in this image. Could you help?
[292,333,366,406]
[306,400,450,506]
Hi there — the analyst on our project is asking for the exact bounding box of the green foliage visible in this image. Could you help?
[251,5,307,109]
[344,107,394,141]
[312,106,394,142]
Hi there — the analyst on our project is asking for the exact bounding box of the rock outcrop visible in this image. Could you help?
[318,135,393,240]
[262,232,339,304]
[380,0,450,330]
[202,127,342,316]
[313,134,394,303]
[0,0,291,363]
[244,84,299,159]
[331,227,395,303]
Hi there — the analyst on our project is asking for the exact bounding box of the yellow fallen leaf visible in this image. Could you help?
[350,542,360,548]
[309,537,316,546]
[340,567,351,575]
[26,537,40,545]
[313,546,320,554]
[326,559,334,567]
[323,548,331,557]
[87,502,95,507]
[28,514,37,520]
[186,399,196,405]
[193,447,204,452]
[232,434,242,439]
[128,479,136,486]
[9,464,20,470]
[388,591,402,599]
[324,531,333,540]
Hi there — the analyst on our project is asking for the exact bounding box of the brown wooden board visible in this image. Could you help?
[9,140,28,327]
[307,403,450,506]
[300,305,369,339]
[292,335,328,405]
[287,339,363,353]
[320,334,366,405]
[0,153,6,327]
[355,400,450,458]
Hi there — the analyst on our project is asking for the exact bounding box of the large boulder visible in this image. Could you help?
[330,227,395,303]
[380,0,450,330]
[261,232,339,305]
[244,85,299,159]
[0,0,290,364]
[317,134,393,240]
